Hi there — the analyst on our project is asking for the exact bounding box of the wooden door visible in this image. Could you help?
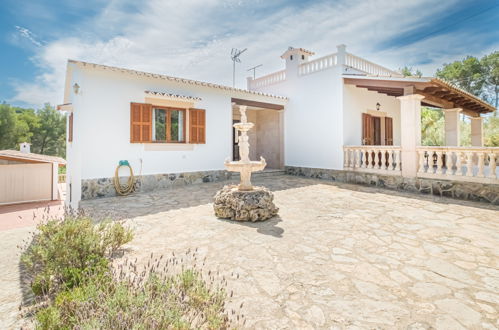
[362,113,374,145]
[385,117,393,145]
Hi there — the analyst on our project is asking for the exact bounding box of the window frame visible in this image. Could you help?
[152,106,187,143]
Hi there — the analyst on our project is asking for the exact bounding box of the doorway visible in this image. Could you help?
[232,120,240,161]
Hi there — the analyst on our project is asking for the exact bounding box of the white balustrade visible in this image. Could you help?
[416,147,499,183]
[298,54,337,76]
[343,146,402,174]
[345,53,403,77]
[249,70,286,89]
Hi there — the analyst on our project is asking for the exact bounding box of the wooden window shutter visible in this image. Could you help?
[130,103,152,143]
[362,113,374,145]
[68,113,73,142]
[189,109,206,144]
[385,117,393,145]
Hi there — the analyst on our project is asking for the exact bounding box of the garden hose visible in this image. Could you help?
[114,161,136,196]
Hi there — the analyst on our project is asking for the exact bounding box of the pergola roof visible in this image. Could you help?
[344,75,495,116]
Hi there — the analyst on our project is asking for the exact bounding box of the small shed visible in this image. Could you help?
[0,145,66,205]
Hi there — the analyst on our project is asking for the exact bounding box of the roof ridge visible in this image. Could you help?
[68,59,288,100]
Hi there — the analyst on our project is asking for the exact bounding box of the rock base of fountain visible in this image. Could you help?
[213,185,278,222]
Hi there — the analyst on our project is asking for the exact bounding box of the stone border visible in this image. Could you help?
[285,166,499,205]
[82,170,233,200]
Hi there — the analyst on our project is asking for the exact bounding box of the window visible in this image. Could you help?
[130,103,204,144]
[301,55,305,60]
[153,108,186,143]
[290,55,293,60]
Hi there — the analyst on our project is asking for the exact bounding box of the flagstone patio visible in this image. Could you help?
[1,175,498,329]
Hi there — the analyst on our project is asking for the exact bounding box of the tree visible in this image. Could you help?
[436,56,485,97]
[481,51,499,116]
[30,104,66,157]
[0,103,30,149]
[400,66,422,77]
[421,107,444,146]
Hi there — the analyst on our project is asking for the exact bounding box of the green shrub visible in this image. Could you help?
[21,215,133,296]
[21,215,241,329]
[35,254,241,329]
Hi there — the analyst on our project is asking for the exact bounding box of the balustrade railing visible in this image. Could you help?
[343,146,401,174]
[417,147,499,183]
[298,53,337,76]
[249,70,286,89]
[345,53,403,77]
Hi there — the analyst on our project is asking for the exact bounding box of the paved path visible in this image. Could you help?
[1,175,498,329]
[0,200,64,231]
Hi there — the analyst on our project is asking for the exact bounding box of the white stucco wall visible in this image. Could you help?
[343,84,401,146]
[251,65,345,170]
[65,63,285,207]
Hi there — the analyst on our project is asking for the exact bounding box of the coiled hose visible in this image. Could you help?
[114,163,136,196]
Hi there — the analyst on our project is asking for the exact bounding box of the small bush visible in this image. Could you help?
[21,215,242,329]
[21,215,133,296]
[35,252,242,329]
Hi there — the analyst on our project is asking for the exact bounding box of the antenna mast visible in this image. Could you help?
[231,48,247,87]
[247,64,263,79]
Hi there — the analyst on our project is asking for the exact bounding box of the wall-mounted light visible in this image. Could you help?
[73,83,80,94]
[376,102,381,111]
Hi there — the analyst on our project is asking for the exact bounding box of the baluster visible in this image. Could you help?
[365,150,371,169]
[394,150,401,171]
[344,149,349,168]
[488,152,497,179]
[435,151,443,175]
[374,149,380,168]
[465,151,474,177]
[349,149,356,168]
[387,150,394,171]
[369,149,375,169]
[355,150,361,168]
[418,150,426,174]
[477,152,485,177]
[454,151,463,176]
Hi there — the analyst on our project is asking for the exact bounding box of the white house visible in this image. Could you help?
[59,45,497,208]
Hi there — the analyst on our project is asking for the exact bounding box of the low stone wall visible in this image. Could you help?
[81,170,233,200]
[285,166,499,205]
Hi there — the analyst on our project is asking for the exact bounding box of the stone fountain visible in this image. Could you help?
[213,105,278,221]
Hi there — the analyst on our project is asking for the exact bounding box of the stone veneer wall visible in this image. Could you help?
[81,170,232,200]
[285,166,499,205]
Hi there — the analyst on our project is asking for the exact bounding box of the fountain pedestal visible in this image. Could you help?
[213,105,278,221]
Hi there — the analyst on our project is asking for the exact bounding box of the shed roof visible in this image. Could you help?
[0,150,66,165]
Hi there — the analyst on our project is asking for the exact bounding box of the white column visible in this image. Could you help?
[336,44,346,66]
[52,162,59,200]
[444,108,462,146]
[397,94,425,178]
[470,116,484,147]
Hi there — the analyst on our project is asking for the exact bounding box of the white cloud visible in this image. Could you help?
[10,0,497,107]
[15,26,44,47]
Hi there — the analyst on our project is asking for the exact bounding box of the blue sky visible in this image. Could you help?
[0,0,498,108]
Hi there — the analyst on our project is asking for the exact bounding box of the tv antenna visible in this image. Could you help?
[231,48,247,87]
[247,64,263,79]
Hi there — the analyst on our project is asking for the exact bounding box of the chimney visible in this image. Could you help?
[281,47,315,78]
[20,142,31,153]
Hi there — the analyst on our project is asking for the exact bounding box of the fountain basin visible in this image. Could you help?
[224,160,266,172]
[213,185,279,221]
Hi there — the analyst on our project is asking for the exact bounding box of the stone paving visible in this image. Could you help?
[1,175,498,329]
